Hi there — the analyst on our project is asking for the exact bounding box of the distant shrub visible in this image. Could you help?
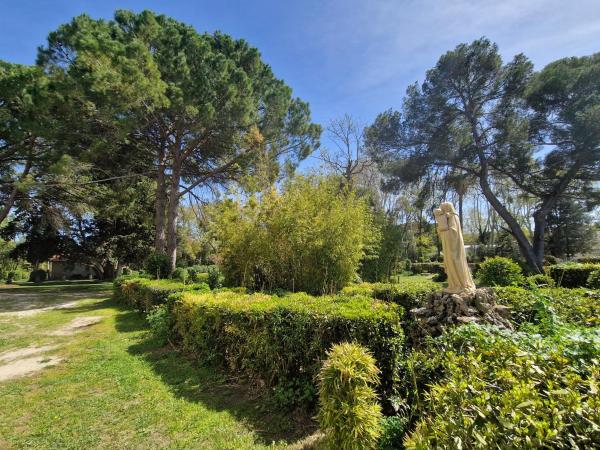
[588,269,600,289]
[207,266,223,289]
[525,273,555,288]
[146,303,176,345]
[29,269,48,283]
[478,256,524,287]
[404,325,600,449]
[187,265,213,283]
[173,290,404,407]
[144,251,171,279]
[548,263,600,288]
[172,267,189,283]
[318,343,382,450]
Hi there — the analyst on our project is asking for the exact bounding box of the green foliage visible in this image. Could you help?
[317,343,382,450]
[404,325,600,449]
[548,263,600,288]
[494,286,600,328]
[172,267,189,283]
[478,256,524,286]
[29,269,48,283]
[146,303,176,346]
[172,290,404,407]
[341,277,439,309]
[186,265,214,283]
[379,415,409,450]
[113,277,209,313]
[144,252,171,279]
[207,266,223,289]
[525,273,555,288]
[209,176,379,294]
[588,269,600,289]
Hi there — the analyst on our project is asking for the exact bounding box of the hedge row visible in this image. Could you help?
[341,277,439,309]
[547,263,600,288]
[113,277,210,312]
[173,290,405,406]
[493,286,600,328]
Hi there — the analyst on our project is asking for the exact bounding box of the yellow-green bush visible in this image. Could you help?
[404,325,600,449]
[207,176,379,294]
[548,263,600,288]
[318,343,382,450]
[113,277,209,312]
[172,290,404,406]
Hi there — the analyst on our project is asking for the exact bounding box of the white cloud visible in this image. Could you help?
[305,0,600,96]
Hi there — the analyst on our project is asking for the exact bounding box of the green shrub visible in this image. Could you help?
[317,343,382,450]
[478,256,524,286]
[29,269,48,283]
[493,286,600,328]
[341,277,439,309]
[113,277,210,313]
[187,265,214,283]
[586,269,600,289]
[548,262,600,288]
[173,290,404,407]
[172,267,189,283]
[379,415,409,450]
[207,266,223,289]
[144,251,171,279]
[146,303,176,345]
[404,325,600,449]
[208,176,379,294]
[525,273,555,288]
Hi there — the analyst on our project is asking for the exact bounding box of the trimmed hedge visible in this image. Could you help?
[493,286,600,328]
[173,290,404,406]
[341,277,439,309]
[113,277,210,312]
[548,263,600,288]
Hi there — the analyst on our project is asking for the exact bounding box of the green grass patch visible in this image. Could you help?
[0,282,313,449]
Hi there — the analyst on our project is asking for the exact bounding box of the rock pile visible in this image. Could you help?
[410,288,513,342]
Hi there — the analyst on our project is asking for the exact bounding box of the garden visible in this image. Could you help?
[0,6,599,450]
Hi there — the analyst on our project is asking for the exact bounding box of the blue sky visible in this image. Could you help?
[2,0,600,165]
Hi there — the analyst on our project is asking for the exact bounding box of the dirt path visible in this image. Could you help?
[0,284,110,382]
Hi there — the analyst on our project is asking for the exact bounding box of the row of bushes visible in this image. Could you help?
[548,263,600,288]
[173,290,404,406]
[114,278,405,407]
[340,277,439,309]
[113,277,210,312]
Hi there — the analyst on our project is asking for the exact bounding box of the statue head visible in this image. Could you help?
[440,202,457,215]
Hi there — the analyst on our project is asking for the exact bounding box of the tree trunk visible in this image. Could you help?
[479,174,543,272]
[166,158,181,273]
[154,150,167,252]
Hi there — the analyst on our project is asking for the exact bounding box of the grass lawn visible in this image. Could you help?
[0,282,313,449]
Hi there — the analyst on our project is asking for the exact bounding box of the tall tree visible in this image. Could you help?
[38,10,321,271]
[366,39,600,272]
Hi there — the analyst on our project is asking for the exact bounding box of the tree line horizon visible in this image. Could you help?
[1,9,598,277]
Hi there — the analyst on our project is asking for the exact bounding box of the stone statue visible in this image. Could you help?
[434,202,475,294]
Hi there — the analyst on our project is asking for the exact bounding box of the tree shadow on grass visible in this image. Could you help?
[114,308,316,446]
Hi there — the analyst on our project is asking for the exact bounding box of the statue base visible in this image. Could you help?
[410,288,512,342]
